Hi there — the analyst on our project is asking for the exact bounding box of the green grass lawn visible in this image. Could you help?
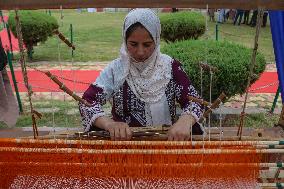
[18,10,274,63]
[205,21,274,62]
[28,10,126,62]
[0,99,81,128]
[0,98,113,128]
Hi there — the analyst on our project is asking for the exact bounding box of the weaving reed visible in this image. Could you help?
[0,138,262,188]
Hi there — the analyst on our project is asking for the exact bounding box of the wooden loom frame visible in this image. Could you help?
[1,0,284,10]
[1,1,284,188]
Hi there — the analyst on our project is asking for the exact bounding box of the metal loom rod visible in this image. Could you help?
[1,138,283,146]
[0,147,283,154]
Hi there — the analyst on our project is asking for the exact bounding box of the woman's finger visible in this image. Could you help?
[119,127,126,140]
[167,132,174,141]
[109,127,115,140]
[114,127,120,141]
[185,135,191,141]
[126,127,132,140]
[180,133,189,141]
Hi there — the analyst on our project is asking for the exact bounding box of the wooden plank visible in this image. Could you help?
[260,168,284,179]
[1,0,284,10]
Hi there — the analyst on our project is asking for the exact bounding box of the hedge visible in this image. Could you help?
[162,40,266,101]
[160,11,205,42]
[8,11,58,60]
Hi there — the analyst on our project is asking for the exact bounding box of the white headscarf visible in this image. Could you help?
[95,8,172,103]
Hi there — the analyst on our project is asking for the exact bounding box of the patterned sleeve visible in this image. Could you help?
[79,85,107,132]
[79,63,116,132]
[172,60,204,121]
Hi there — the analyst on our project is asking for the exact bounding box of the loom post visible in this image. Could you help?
[70,24,74,57]
[5,24,14,58]
[237,8,264,140]
[215,23,219,41]
[270,86,281,113]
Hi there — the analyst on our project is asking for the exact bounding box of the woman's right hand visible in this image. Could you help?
[105,122,132,141]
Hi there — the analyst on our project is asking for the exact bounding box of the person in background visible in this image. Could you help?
[218,9,226,23]
[242,10,250,25]
[250,10,258,27]
[233,9,244,25]
[172,8,178,13]
[262,10,269,27]
[208,9,215,22]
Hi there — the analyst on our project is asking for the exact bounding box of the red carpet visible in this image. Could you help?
[0,28,23,52]
[248,72,278,93]
[8,70,100,93]
[7,70,278,93]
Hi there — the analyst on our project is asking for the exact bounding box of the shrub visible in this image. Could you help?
[160,11,205,43]
[162,40,266,101]
[8,11,58,60]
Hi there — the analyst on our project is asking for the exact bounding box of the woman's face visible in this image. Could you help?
[126,26,155,62]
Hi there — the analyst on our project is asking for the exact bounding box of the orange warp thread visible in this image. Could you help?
[0,139,261,188]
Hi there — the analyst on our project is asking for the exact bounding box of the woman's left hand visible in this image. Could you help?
[167,114,196,141]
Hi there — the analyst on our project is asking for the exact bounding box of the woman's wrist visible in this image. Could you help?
[103,120,115,131]
[177,114,196,126]
[94,116,115,131]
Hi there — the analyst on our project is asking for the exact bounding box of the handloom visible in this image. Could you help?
[0,137,283,188]
[1,3,283,189]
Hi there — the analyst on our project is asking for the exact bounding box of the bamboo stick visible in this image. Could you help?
[0,147,283,154]
[238,8,264,140]
[188,96,210,107]
[14,10,39,139]
[79,130,284,142]
[23,133,283,141]
[53,29,75,50]
[45,71,91,107]
[199,92,226,123]
[199,62,218,72]
[0,138,281,147]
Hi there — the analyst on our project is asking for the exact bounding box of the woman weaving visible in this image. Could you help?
[79,8,204,141]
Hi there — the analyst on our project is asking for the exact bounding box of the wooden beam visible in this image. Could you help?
[1,0,284,10]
